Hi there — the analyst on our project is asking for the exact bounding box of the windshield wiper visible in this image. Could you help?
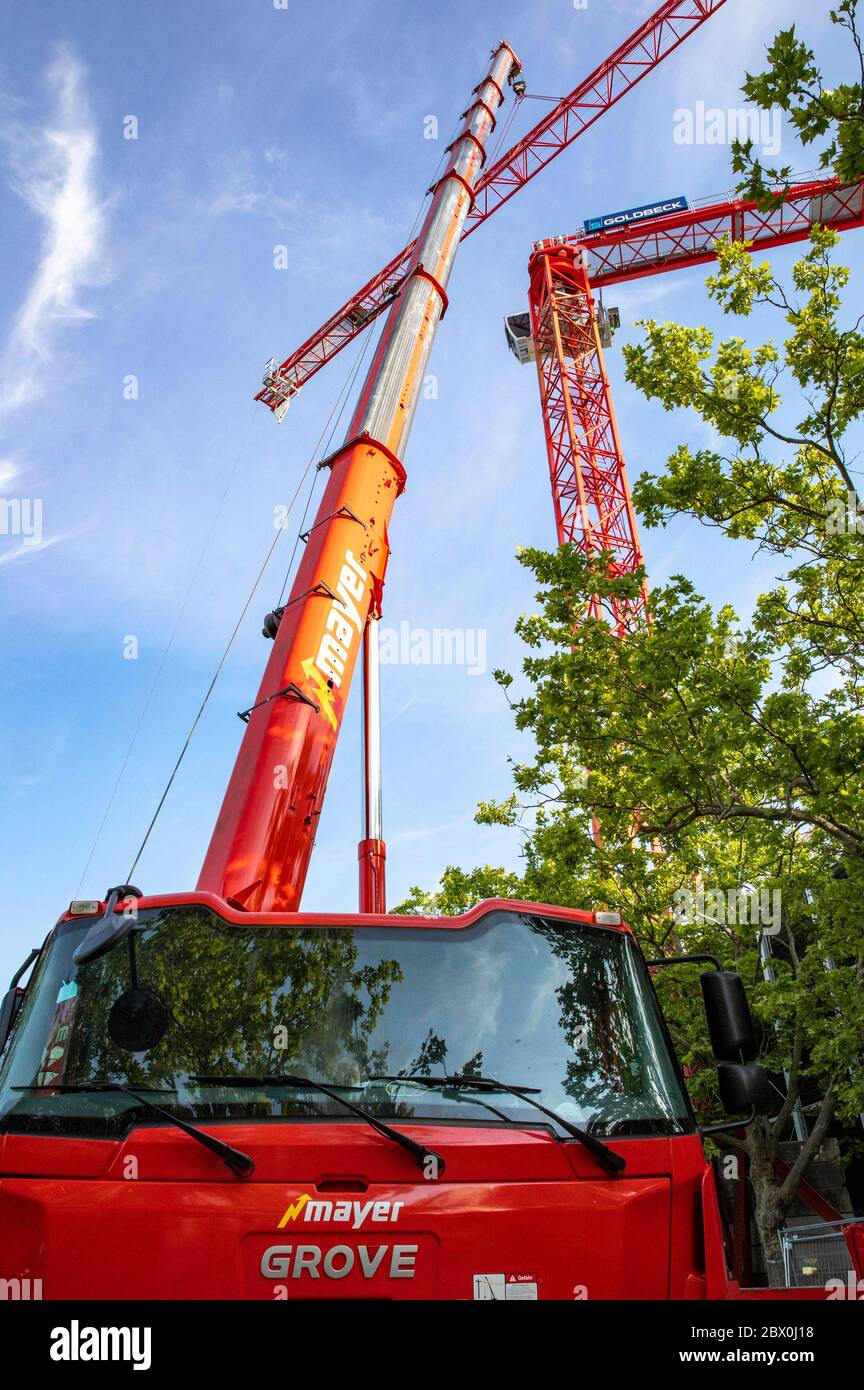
[374,1074,517,1125]
[371,1073,625,1176]
[191,1074,445,1177]
[374,1074,542,1094]
[15,1083,254,1178]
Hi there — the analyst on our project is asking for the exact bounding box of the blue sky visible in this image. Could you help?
[1,0,861,985]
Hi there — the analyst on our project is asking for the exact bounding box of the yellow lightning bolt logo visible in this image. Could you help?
[302,658,338,731]
[278,1193,311,1228]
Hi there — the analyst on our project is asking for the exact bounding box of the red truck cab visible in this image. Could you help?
[0,894,750,1300]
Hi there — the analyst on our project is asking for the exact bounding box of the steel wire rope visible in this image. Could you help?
[122,327,382,886]
[115,79,489,887]
[487,88,521,165]
[75,402,259,894]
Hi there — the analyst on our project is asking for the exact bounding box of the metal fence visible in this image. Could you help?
[780,1216,864,1289]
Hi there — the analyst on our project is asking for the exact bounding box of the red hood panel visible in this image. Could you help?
[1,1174,671,1300]
[0,1126,679,1299]
[0,1123,644,1183]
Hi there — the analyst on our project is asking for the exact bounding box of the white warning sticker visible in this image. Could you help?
[473,1272,538,1301]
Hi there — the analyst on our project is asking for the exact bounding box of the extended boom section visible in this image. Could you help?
[199,43,522,913]
[256,0,728,415]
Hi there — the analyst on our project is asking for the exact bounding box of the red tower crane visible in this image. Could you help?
[506,176,864,628]
[524,242,650,636]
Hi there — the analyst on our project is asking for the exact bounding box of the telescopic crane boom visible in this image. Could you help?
[198,43,523,914]
[201,1,733,915]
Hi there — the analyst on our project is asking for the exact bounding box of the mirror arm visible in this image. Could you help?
[72,884,143,967]
[646,953,721,970]
[700,1107,757,1136]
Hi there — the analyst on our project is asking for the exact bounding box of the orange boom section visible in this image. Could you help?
[198,42,521,912]
[198,437,400,912]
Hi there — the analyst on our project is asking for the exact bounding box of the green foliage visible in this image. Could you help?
[392,865,522,916]
[733,2,864,203]
[401,226,864,1252]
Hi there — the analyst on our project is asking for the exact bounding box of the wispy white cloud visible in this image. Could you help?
[0,532,66,568]
[184,149,395,285]
[384,813,476,850]
[196,150,300,219]
[328,62,424,151]
[646,525,696,584]
[0,45,106,417]
[615,274,693,315]
[0,456,22,490]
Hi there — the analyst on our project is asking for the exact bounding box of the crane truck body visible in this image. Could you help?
[0,6,848,1303]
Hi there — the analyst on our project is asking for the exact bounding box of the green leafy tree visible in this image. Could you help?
[734,0,864,203]
[395,865,523,916]
[399,225,864,1280]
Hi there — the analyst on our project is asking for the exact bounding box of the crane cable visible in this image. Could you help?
[276,313,378,605]
[123,323,382,886]
[74,403,259,895]
[94,108,470,891]
[487,89,522,165]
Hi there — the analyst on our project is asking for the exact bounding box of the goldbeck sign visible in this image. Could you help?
[583,195,688,233]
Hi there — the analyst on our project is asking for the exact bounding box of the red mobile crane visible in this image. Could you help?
[3,2,852,1303]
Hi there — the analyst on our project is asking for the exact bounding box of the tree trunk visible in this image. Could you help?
[752,1186,789,1287]
[742,1092,838,1287]
[746,1118,789,1287]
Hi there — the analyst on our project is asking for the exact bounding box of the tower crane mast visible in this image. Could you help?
[527,242,649,636]
[509,176,864,627]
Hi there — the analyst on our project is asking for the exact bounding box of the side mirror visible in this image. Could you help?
[0,948,41,1052]
[700,970,759,1061]
[717,1061,774,1116]
[698,971,774,1131]
[72,885,143,967]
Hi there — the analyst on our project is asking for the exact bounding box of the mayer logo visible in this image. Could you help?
[278,1193,404,1230]
[302,548,369,731]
